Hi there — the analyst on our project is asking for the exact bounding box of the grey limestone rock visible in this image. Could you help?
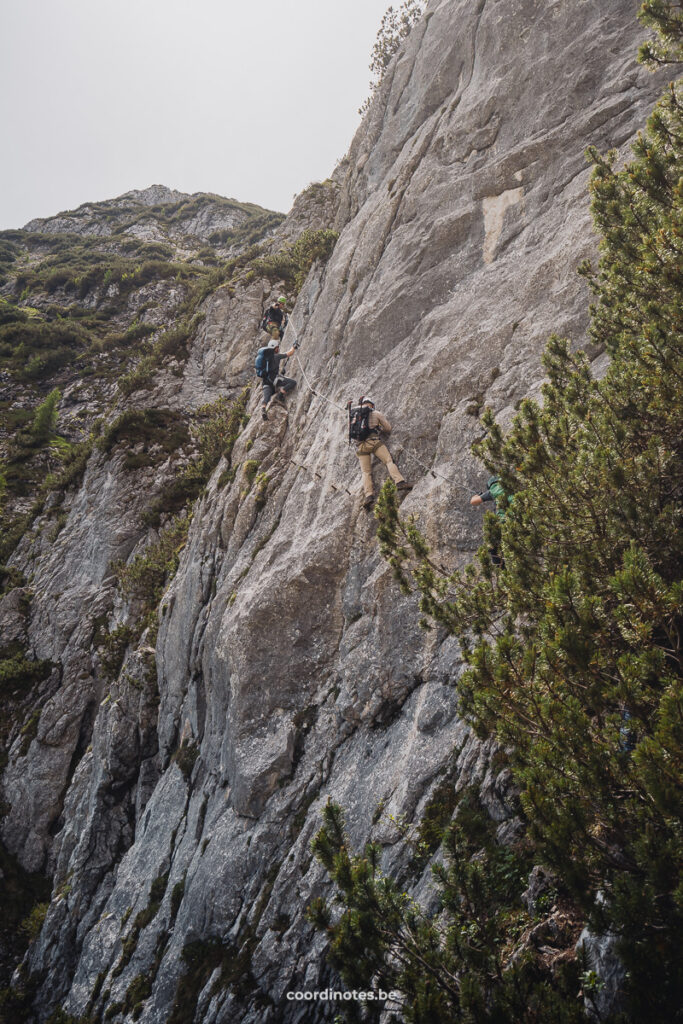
[522,865,558,915]
[0,588,30,647]
[577,925,627,1020]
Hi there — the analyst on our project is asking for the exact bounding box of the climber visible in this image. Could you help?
[260,295,289,342]
[470,474,510,516]
[470,475,511,565]
[348,398,411,508]
[255,338,297,420]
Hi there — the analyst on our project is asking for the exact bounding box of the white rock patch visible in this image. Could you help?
[482,186,524,264]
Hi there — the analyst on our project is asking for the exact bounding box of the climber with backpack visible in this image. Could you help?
[255,338,298,420]
[470,475,512,565]
[260,295,289,342]
[470,475,512,519]
[348,398,411,508]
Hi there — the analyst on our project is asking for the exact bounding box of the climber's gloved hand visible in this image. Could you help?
[294,341,300,350]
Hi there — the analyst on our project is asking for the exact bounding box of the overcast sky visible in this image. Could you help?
[0,0,397,229]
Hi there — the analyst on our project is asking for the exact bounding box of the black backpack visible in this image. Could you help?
[261,306,285,331]
[255,346,275,380]
[348,404,373,443]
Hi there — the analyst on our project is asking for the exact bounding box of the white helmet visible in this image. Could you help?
[267,339,279,349]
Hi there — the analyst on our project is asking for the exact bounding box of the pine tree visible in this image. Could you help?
[309,794,586,1023]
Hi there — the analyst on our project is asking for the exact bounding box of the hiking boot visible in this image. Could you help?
[363,493,375,509]
[396,481,412,492]
[262,407,268,421]
[274,392,286,405]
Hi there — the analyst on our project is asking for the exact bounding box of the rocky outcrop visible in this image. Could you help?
[0,1,667,1021]
[22,186,283,254]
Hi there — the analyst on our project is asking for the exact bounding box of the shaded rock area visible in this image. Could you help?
[0,1,667,1021]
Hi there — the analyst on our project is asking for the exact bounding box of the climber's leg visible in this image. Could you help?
[357,450,374,498]
[374,443,405,486]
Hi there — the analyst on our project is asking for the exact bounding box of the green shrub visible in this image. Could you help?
[50,439,93,495]
[99,513,190,667]
[30,388,60,445]
[15,249,201,306]
[18,710,41,758]
[99,624,136,682]
[0,318,88,380]
[0,509,38,566]
[0,565,26,596]
[208,210,284,248]
[116,314,204,397]
[0,646,51,698]
[168,931,272,1024]
[156,318,199,359]
[0,239,19,284]
[170,877,185,922]
[117,352,157,396]
[104,321,156,349]
[168,940,228,1024]
[112,870,169,979]
[45,1009,81,1024]
[98,408,190,465]
[122,974,151,1020]
[0,842,50,991]
[0,298,26,325]
[136,871,169,928]
[19,902,48,942]
[143,389,250,526]
[252,472,269,509]
[173,741,199,780]
[240,459,259,498]
[114,513,190,620]
[249,228,338,292]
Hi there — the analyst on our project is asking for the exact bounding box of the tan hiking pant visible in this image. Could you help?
[356,437,405,496]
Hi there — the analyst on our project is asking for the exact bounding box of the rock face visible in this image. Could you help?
[0,1,667,1021]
